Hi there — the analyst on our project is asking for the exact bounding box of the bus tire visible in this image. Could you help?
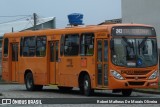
[83,75,93,96]
[58,86,73,92]
[25,72,35,91]
[122,89,132,97]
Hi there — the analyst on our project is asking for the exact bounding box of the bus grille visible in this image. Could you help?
[128,82,145,86]
[121,70,150,75]
[126,77,146,79]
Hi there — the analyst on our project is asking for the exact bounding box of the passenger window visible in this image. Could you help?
[36,36,46,57]
[0,39,2,48]
[55,41,59,61]
[12,44,18,61]
[20,37,23,56]
[50,41,59,62]
[50,42,54,62]
[23,36,36,56]
[60,35,64,56]
[80,33,94,56]
[3,38,9,57]
[64,34,79,56]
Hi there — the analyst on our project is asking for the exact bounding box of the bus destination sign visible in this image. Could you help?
[112,26,156,36]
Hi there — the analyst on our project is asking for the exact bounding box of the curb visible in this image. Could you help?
[133,89,160,94]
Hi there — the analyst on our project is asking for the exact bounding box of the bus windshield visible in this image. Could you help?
[111,38,158,67]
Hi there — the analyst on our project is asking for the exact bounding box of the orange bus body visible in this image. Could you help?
[2,24,159,96]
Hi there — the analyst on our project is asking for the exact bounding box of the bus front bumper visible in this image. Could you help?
[109,77,159,89]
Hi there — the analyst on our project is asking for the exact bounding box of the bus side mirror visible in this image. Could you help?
[110,39,114,50]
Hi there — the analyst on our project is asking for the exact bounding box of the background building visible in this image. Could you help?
[0,17,56,37]
[99,18,122,25]
[122,0,160,47]
[0,17,56,76]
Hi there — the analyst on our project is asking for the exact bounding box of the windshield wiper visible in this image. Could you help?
[122,36,133,48]
[139,37,148,49]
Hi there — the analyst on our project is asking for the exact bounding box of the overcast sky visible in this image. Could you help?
[0,0,121,28]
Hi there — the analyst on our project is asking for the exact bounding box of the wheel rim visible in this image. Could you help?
[84,80,89,91]
[26,75,32,89]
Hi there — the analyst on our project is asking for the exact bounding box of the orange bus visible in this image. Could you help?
[2,24,159,96]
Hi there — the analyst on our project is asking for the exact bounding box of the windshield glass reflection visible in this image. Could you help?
[111,38,157,67]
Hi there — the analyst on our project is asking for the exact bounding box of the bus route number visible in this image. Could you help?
[116,29,123,34]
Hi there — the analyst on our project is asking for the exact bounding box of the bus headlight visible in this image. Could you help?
[111,70,124,80]
[148,70,158,80]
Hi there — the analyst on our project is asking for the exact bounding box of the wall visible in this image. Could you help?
[122,0,160,48]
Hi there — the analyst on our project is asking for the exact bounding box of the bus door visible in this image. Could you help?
[11,43,19,82]
[49,41,59,84]
[96,39,108,87]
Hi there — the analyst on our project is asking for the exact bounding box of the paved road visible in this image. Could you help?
[0,84,160,107]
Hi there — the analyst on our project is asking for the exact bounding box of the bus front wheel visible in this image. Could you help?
[83,75,93,96]
[122,89,132,97]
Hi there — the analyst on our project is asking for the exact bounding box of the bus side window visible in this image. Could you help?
[23,37,36,57]
[80,33,94,56]
[36,36,46,57]
[3,38,9,57]
[20,37,23,56]
[64,34,79,56]
[60,35,64,56]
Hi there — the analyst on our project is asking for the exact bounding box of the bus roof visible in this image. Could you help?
[3,23,153,38]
